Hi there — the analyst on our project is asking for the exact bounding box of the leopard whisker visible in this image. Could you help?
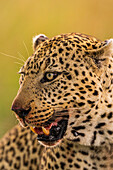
[0,52,25,63]
[23,41,29,57]
[17,52,26,61]
[14,61,24,66]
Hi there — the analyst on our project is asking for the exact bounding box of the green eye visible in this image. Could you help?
[46,72,54,80]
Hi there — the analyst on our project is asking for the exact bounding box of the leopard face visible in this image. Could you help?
[12,33,113,147]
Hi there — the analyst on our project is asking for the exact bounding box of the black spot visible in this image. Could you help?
[67,75,72,80]
[74,83,79,86]
[101,113,106,118]
[75,114,80,118]
[77,44,81,48]
[60,146,65,151]
[82,71,85,76]
[63,42,68,46]
[68,158,73,163]
[64,93,70,97]
[76,59,81,62]
[80,96,85,100]
[74,70,79,76]
[66,63,70,69]
[81,80,85,84]
[107,130,113,135]
[77,159,82,164]
[79,87,84,90]
[86,43,90,46]
[93,90,98,96]
[56,152,60,158]
[23,154,28,166]
[78,102,85,106]
[91,80,96,85]
[59,48,64,53]
[87,100,95,104]
[91,131,97,145]
[107,104,112,108]
[66,52,69,56]
[73,138,80,142]
[32,147,37,153]
[57,96,61,99]
[85,85,91,88]
[89,72,93,77]
[52,53,57,57]
[48,163,51,169]
[59,57,64,64]
[66,47,72,51]
[80,91,86,94]
[74,163,80,168]
[60,162,66,169]
[92,45,97,49]
[72,43,75,47]
[111,79,113,84]
[82,45,87,49]
[64,86,68,90]
[79,150,88,155]
[71,54,75,60]
[74,63,77,67]
[85,77,88,81]
[98,130,104,135]
[99,164,107,168]
[99,87,103,92]
[80,64,84,67]
[73,126,85,130]
[107,112,112,119]
[85,109,91,114]
[71,130,79,137]
[83,168,88,170]
[95,122,106,128]
[52,99,55,102]
[55,164,59,169]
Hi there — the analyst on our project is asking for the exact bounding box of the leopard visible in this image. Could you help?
[1,32,113,170]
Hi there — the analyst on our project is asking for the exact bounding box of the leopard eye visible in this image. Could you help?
[46,72,54,80]
[40,72,61,83]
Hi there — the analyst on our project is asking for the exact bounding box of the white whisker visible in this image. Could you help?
[23,41,29,57]
[17,52,26,62]
[14,61,23,66]
[0,52,24,63]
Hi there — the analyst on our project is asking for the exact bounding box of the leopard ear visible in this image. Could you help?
[103,39,113,56]
[85,39,113,71]
[33,34,48,51]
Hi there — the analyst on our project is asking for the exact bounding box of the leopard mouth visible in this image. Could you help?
[30,117,68,146]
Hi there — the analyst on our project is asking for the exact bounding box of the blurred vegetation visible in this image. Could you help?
[0,0,113,138]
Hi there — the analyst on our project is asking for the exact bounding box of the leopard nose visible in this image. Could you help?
[11,105,31,119]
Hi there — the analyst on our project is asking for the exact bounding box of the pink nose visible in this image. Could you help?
[11,104,31,119]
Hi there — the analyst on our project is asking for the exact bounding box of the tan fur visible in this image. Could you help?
[1,33,113,169]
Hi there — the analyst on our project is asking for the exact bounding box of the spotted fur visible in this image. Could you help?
[1,33,113,169]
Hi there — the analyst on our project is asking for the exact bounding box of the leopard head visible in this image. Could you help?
[12,33,113,147]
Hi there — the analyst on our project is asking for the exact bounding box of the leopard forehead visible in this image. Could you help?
[21,32,105,75]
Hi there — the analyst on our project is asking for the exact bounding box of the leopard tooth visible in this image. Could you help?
[42,126,50,136]
[30,126,37,134]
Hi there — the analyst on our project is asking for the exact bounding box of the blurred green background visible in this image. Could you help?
[0,0,113,138]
